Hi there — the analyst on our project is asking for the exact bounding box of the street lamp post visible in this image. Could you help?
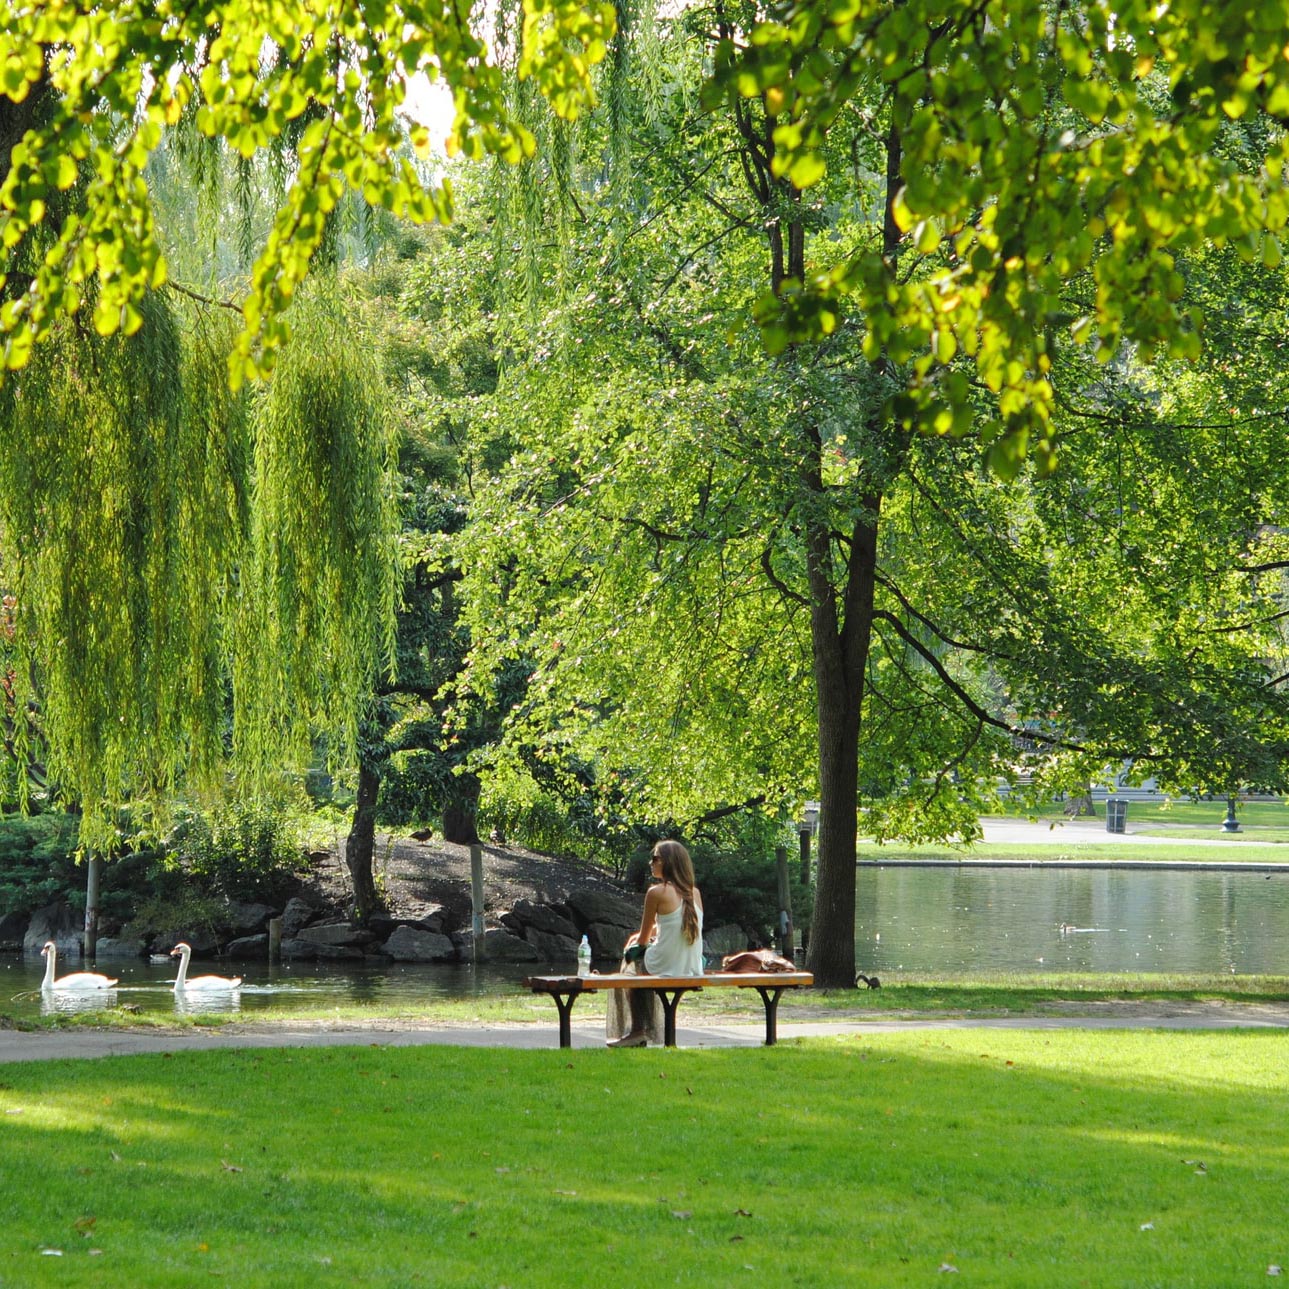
[798,803,819,885]
[1221,794,1241,833]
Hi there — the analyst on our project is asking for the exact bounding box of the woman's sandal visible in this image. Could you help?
[606,1032,647,1048]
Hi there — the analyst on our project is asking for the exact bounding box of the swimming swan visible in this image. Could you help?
[40,941,118,990]
[170,942,242,991]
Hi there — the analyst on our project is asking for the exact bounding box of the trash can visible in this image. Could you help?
[1105,797,1127,834]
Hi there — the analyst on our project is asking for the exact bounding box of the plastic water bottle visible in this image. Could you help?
[576,935,591,977]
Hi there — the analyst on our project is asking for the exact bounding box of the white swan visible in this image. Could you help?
[170,942,242,991]
[40,941,118,990]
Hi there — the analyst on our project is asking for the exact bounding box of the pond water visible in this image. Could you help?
[0,957,540,1026]
[856,864,1289,976]
[5,865,1285,1023]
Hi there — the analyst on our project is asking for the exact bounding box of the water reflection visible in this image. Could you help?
[1,955,541,1025]
[172,989,242,1016]
[856,865,1289,975]
[39,988,120,1017]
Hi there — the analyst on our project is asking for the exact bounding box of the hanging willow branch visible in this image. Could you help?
[0,281,398,849]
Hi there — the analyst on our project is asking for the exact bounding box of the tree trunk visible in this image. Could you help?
[805,495,881,988]
[344,760,385,922]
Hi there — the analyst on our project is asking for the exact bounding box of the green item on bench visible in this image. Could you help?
[623,943,647,964]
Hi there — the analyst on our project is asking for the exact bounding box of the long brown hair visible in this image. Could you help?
[653,840,700,944]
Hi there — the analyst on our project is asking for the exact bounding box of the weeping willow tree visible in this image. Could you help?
[0,282,396,852]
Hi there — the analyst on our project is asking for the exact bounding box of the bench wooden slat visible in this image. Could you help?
[524,971,813,991]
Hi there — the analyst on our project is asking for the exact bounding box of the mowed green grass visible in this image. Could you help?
[1,1031,1287,1287]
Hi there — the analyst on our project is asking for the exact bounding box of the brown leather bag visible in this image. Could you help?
[720,948,796,973]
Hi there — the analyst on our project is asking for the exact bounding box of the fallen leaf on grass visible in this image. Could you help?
[39,1249,63,1257]
[1140,1223,1155,1231]
[72,1216,96,1234]
[88,1249,103,1256]
[221,1161,243,1173]
[554,1190,577,1197]
[672,1211,691,1220]
[938,1264,958,1274]
[730,1235,744,1243]
[734,1209,752,1218]
[1268,1266,1282,1277]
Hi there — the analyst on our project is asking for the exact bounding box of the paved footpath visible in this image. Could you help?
[4,1006,1289,1064]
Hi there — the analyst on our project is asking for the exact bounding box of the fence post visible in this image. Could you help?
[471,843,485,962]
[84,853,101,963]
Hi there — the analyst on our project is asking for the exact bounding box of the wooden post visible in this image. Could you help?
[470,843,485,962]
[84,853,101,962]
[776,845,794,961]
[268,917,282,962]
[798,825,811,886]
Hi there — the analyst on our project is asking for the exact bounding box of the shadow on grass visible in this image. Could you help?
[0,1031,1285,1285]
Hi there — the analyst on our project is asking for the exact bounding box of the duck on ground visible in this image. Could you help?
[40,941,118,991]
[170,942,242,991]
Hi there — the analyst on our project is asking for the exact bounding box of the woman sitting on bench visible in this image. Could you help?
[607,840,705,1048]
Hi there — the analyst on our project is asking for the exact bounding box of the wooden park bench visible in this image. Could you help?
[522,970,814,1049]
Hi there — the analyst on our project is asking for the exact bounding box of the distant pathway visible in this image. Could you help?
[978,816,1260,848]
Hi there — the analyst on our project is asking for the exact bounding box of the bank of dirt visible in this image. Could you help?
[297,831,635,930]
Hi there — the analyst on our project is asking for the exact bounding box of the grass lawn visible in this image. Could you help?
[1,1031,1286,1287]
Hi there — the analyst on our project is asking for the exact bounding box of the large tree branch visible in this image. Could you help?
[873,608,1089,753]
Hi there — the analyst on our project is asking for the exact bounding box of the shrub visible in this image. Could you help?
[170,800,304,904]
[0,813,82,918]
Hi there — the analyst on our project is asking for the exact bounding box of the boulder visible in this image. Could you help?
[280,897,318,938]
[586,921,629,961]
[410,906,450,934]
[170,929,220,955]
[565,889,640,930]
[23,902,80,955]
[703,924,748,957]
[309,942,366,961]
[280,937,319,961]
[0,910,27,948]
[480,928,542,962]
[383,926,458,963]
[92,937,148,960]
[224,901,276,936]
[297,922,376,949]
[501,899,579,940]
[370,905,448,938]
[225,934,269,961]
[365,913,402,942]
[523,927,578,964]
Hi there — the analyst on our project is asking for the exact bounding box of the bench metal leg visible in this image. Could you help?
[539,987,582,1048]
[753,986,785,1045]
[653,988,698,1047]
